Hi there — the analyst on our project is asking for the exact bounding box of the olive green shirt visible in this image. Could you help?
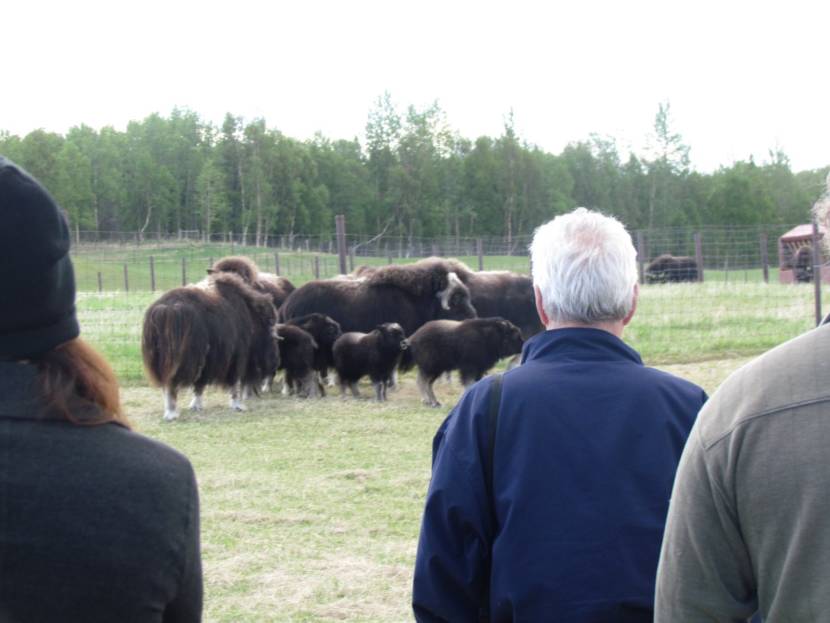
[655,323,830,621]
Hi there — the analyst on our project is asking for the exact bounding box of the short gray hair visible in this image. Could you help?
[530,208,638,324]
[812,172,830,235]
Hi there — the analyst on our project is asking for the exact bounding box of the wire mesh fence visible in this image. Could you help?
[71,224,830,384]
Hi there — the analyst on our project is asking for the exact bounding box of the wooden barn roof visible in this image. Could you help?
[779,224,827,243]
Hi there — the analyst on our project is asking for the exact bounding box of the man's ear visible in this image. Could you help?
[534,285,550,327]
[622,283,639,327]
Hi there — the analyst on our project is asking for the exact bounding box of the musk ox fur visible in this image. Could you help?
[333,323,409,401]
[401,317,524,407]
[645,254,699,283]
[285,313,342,385]
[208,256,296,308]
[280,258,477,335]
[792,245,814,283]
[142,271,279,420]
[273,324,322,398]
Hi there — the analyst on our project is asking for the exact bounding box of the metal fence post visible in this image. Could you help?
[813,220,822,325]
[336,215,348,274]
[314,255,320,279]
[181,257,187,286]
[477,239,484,271]
[123,264,129,292]
[636,231,646,284]
[149,256,156,292]
[97,272,103,293]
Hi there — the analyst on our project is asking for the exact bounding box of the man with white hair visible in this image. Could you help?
[412,207,707,622]
[654,176,830,621]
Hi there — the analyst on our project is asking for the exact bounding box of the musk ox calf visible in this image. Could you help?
[645,254,699,283]
[142,272,279,420]
[280,258,477,336]
[208,256,296,308]
[401,317,524,407]
[284,313,342,386]
[273,323,322,398]
[333,323,409,401]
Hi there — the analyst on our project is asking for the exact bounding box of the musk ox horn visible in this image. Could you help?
[437,272,462,311]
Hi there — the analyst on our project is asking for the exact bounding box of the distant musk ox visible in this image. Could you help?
[280,258,477,335]
[333,323,409,401]
[792,245,814,283]
[285,313,342,385]
[208,256,296,308]
[273,323,322,398]
[401,317,524,407]
[142,271,279,421]
[645,254,699,283]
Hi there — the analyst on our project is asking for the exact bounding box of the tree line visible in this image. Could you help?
[1,96,827,245]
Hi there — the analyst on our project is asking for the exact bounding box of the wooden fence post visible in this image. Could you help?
[149,256,156,292]
[760,233,769,284]
[314,255,320,279]
[97,272,103,293]
[123,264,129,292]
[181,257,187,286]
[477,239,484,271]
[694,232,704,282]
[274,252,281,275]
[636,231,646,284]
[348,247,355,272]
[813,220,822,326]
[335,215,348,275]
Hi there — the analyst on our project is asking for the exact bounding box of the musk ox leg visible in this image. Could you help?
[229,382,247,412]
[303,372,322,399]
[373,381,386,402]
[417,370,442,408]
[163,387,179,421]
[188,387,205,412]
[349,382,361,398]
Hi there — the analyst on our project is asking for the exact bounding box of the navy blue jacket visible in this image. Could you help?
[413,328,707,623]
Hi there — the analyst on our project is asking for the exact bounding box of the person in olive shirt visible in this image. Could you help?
[0,156,202,622]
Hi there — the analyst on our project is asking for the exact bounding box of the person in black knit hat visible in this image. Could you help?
[0,157,204,622]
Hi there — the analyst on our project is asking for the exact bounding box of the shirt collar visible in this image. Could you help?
[520,327,643,366]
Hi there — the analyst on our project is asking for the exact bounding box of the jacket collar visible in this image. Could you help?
[520,327,643,366]
[0,361,49,419]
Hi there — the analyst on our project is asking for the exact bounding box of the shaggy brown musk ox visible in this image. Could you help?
[400,317,524,407]
[280,258,477,336]
[273,323,322,398]
[645,254,699,283]
[284,313,342,386]
[208,256,296,308]
[142,271,279,420]
[333,323,409,401]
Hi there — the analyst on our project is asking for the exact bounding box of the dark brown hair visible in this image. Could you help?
[36,338,131,428]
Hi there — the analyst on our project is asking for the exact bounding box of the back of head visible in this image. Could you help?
[530,207,637,325]
[812,172,830,250]
[0,157,125,426]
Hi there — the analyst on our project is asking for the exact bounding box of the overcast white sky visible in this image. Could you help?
[2,0,828,172]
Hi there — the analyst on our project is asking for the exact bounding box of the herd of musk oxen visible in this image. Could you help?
[141,252,695,420]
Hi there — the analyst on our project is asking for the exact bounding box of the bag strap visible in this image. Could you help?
[479,373,503,623]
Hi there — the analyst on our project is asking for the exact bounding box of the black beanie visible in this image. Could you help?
[0,157,80,360]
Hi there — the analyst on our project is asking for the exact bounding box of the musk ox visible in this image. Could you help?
[208,256,296,308]
[793,245,814,283]
[273,323,322,398]
[280,258,477,335]
[645,254,699,283]
[284,313,342,386]
[401,317,524,407]
[333,323,409,401]
[142,272,279,420]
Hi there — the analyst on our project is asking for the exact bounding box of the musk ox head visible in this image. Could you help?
[208,256,260,284]
[296,313,343,345]
[436,272,477,320]
[376,322,409,352]
[493,318,525,358]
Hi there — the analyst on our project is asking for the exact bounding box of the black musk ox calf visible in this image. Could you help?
[142,272,278,420]
[208,256,296,308]
[645,254,699,283]
[280,258,477,335]
[284,313,342,385]
[273,323,322,398]
[333,323,409,401]
[401,317,524,407]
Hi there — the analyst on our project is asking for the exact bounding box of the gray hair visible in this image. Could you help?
[812,172,830,234]
[530,208,638,325]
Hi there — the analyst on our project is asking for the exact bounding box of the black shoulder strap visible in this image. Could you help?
[485,374,503,505]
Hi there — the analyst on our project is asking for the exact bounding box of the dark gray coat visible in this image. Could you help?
[0,363,202,623]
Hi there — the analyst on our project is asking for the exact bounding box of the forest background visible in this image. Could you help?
[2,96,828,247]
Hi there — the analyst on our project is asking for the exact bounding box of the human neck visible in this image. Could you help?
[546,320,625,338]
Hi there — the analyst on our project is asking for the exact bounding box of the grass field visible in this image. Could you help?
[125,355,751,623]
